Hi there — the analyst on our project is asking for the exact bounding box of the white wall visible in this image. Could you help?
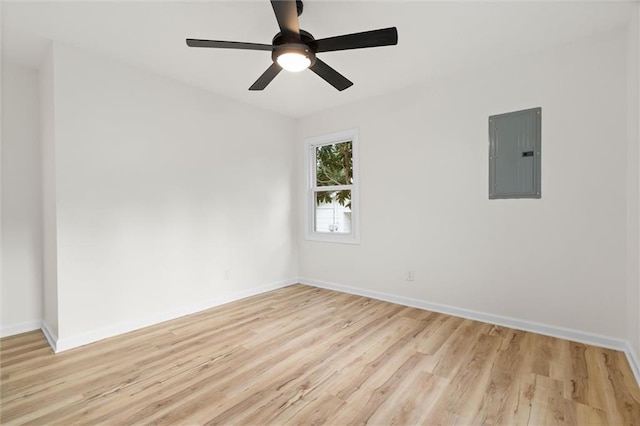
[637,3,640,358]
[46,43,296,347]
[1,60,43,336]
[3,19,637,356]
[629,4,640,358]
[40,47,59,339]
[297,28,629,339]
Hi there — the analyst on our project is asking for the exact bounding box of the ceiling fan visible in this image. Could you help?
[186,0,398,91]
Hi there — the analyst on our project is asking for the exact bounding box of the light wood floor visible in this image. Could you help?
[2,285,640,425]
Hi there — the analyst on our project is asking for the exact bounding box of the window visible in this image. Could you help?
[305,129,359,243]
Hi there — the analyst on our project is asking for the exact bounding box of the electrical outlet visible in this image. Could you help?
[406,270,415,281]
[224,270,231,280]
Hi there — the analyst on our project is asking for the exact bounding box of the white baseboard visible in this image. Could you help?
[52,278,296,353]
[0,320,42,338]
[41,320,58,352]
[300,277,630,352]
[303,277,640,386]
[624,342,640,386]
[32,276,640,388]
[302,278,640,387]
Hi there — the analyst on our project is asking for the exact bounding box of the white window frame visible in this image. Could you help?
[305,129,359,244]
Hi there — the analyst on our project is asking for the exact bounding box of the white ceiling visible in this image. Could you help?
[2,1,634,118]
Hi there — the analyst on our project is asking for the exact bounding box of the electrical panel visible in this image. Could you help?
[489,107,541,199]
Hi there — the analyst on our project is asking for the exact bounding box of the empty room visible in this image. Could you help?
[2,0,640,424]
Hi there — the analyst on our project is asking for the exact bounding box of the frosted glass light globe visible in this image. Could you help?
[277,52,311,72]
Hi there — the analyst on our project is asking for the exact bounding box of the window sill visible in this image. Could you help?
[304,233,360,245]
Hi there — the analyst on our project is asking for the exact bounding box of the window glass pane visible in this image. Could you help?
[315,141,353,187]
[314,190,352,233]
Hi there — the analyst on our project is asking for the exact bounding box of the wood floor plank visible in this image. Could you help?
[442,333,502,422]
[1,284,639,425]
[235,316,418,425]
[367,369,448,425]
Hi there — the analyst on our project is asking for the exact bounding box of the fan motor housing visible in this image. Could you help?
[272,30,317,67]
[272,30,317,49]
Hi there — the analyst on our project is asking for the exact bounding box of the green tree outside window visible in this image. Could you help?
[315,141,352,208]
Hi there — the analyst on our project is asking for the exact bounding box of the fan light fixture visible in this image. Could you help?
[273,43,315,73]
[276,52,311,72]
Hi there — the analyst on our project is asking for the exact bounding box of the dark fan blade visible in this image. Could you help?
[186,39,272,51]
[309,59,353,91]
[249,63,282,91]
[270,0,300,40]
[315,27,398,53]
